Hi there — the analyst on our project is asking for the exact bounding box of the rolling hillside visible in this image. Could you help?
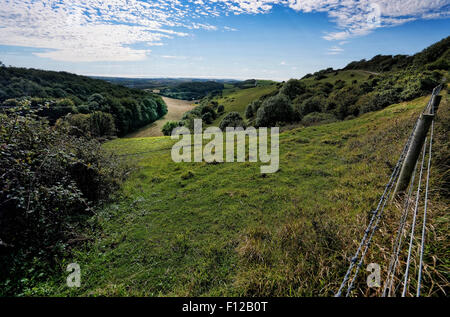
[2,37,448,298]
[23,89,449,297]
[209,80,279,126]
[177,37,448,134]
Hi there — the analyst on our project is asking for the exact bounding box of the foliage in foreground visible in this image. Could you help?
[161,121,180,136]
[0,107,127,295]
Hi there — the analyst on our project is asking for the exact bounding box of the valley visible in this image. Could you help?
[126,97,195,138]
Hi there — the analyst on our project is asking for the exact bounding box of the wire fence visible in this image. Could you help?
[336,84,442,297]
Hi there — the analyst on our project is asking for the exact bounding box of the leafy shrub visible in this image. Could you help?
[294,95,325,118]
[202,112,213,124]
[58,111,116,138]
[358,89,400,114]
[200,105,216,120]
[328,86,362,119]
[245,104,254,119]
[334,80,345,90]
[2,99,20,107]
[219,112,245,130]
[426,50,450,70]
[88,111,116,137]
[217,105,224,113]
[38,98,78,123]
[255,94,294,127]
[399,80,422,101]
[315,73,327,80]
[251,100,262,113]
[315,82,334,96]
[301,112,337,126]
[279,79,306,100]
[181,170,195,180]
[162,121,179,136]
[0,108,127,294]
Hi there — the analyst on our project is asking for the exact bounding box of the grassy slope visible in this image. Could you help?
[301,70,373,86]
[210,80,278,126]
[209,72,371,128]
[38,88,449,297]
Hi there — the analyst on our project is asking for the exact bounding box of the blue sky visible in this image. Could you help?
[0,0,449,80]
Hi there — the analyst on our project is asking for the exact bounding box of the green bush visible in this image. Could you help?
[0,109,127,294]
[251,100,262,113]
[202,112,213,124]
[89,111,116,137]
[200,105,216,120]
[301,112,337,126]
[2,99,20,107]
[334,80,345,90]
[162,121,179,136]
[255,94,294,127]
[279,79,306,100]
[399,80,422,101]
[245,104,254,118]
[295,95,325,118]
[39,98,78,123]
[58,111,116,138]
[328,86,362,119]
[219,112,245,130]
[217,105,224,113]
[358,89,400,114]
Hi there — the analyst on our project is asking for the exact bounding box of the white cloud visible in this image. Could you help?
[326,45,344,55]
[190,23,218,31]
[224,26,238,31]
[0,0,448,62]
[0,0,190,62]
[296,0,450,41]
[161,55,187,59]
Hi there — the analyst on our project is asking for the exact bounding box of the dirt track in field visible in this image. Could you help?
[126,97,195,138]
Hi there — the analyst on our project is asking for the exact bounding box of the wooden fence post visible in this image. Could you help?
[393,94,442,196]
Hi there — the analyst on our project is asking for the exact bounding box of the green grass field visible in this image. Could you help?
[210,80,279,126]
[33,90,448,297]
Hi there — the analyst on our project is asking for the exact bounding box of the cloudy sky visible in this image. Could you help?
[0,0,449,80]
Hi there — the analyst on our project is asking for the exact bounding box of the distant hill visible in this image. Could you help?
[94,77,241,100]
[175,36,449,133]
[240,36,449,127]
[344,36,450,72]
[159,81,225,100]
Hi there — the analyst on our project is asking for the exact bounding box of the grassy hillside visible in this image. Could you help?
[209,80,279,126]
[175,36,448,134]
[301,69,374,86]
[26,89,448,297]
[204,72,373,127]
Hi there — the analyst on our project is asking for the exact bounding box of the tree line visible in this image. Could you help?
[0,65,167,136]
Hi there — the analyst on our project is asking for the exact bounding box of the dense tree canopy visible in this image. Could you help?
[0,66,167,136]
